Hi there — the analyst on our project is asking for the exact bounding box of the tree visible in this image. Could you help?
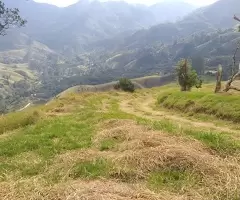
[114,78,135,92]
[0,1,26,36]
[222,15,240,92]
[176,59,202,91]
[191,55,205,75]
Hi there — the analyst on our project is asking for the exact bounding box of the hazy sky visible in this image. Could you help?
[34,0,218,7]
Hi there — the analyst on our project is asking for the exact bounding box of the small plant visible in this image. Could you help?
[70,158,110,179]
[114,78,135,92]
[176,59,202,91]
[100,138,117,151]
[147,169,199,192]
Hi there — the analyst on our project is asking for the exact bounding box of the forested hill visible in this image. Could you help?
[1,0,240,113]
[2,0,196,52]
[86,0,240,82]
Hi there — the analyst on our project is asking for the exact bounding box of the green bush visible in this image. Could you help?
[114,78,135,92]
[176,59,202,91]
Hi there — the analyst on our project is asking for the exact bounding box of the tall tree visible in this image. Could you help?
[0,1,26,36]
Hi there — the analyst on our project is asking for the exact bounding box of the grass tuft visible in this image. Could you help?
[100,138,118,151]
[70,158,111,179]
[148,169,199,192]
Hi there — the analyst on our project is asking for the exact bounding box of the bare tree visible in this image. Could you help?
[234,15,240,22]
[222,15,240,92]
[215,65,223,93]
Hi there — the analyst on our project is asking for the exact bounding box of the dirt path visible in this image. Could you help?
[119,93,240,134]
[18,103,31,111]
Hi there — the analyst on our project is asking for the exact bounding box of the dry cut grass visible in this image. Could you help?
[97,120,240,200]
[1,88,240,200]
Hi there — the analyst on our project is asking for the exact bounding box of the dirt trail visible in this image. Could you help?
[18,103,31,111]
[119,93,240,134]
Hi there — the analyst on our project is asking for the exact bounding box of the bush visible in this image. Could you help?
[176,59,202,91]
[114,78,135,92]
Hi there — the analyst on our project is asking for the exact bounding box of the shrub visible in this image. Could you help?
[176,59,202,91]
[114,78,135,92]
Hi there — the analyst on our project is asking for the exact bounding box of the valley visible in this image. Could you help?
[1,0,240,112]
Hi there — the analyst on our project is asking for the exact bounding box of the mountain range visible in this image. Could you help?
[2,0,196,52]
[1,0,240,112]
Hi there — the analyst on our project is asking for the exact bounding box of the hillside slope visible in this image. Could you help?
[57,75,175,97]
[1,84,240,199]
[2,0,240,114]
[82,0,240,81]
[3,0,195,52]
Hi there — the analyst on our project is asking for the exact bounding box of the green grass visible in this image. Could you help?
[148,169,199,192]
[185,129,240,154]
[157,89,240,122]
[0,109,43,135]
[100,138,118,151]
[0,94,136,181]
[1,84,240,198]
[0,116,93,158]
[70,158,111,179]
[137,118,240,155]
[0,109,96,180]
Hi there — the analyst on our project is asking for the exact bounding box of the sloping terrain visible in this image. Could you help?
[57,75,175,97]
[2,0,240,116]
[89,0,240,78]
[0,84,240,199]
[4,0,195,52]
[0,62,38,113]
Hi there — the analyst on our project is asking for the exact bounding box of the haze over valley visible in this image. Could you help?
[0,0,239,112]
[1,1,240,199]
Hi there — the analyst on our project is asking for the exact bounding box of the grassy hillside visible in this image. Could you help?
[157,83,240,123]
[57,75,175,97]
[1,83,240,199]
[0,62,38,112]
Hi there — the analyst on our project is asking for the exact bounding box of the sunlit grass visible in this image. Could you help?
[157,86,240,122]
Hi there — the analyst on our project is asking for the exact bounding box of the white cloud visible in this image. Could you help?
[34,0,218,7]
[34,0,79,7]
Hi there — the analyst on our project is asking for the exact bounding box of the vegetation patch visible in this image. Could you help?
[100,138,119,151]
[157,90,240,122]
[185,129,240,154]
[148,169,199,192]
[1,84,240,200]
[137,118,240,155]
[0,109,43,135]
[0,116,93,158]
[114,78,135,92]
[70,158,111,179]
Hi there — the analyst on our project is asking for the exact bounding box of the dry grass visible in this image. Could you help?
[2,120,240,199]
[57,75,174,98]
[1,179,177,200]
[96,120,240,199]
[1,86,240,200]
